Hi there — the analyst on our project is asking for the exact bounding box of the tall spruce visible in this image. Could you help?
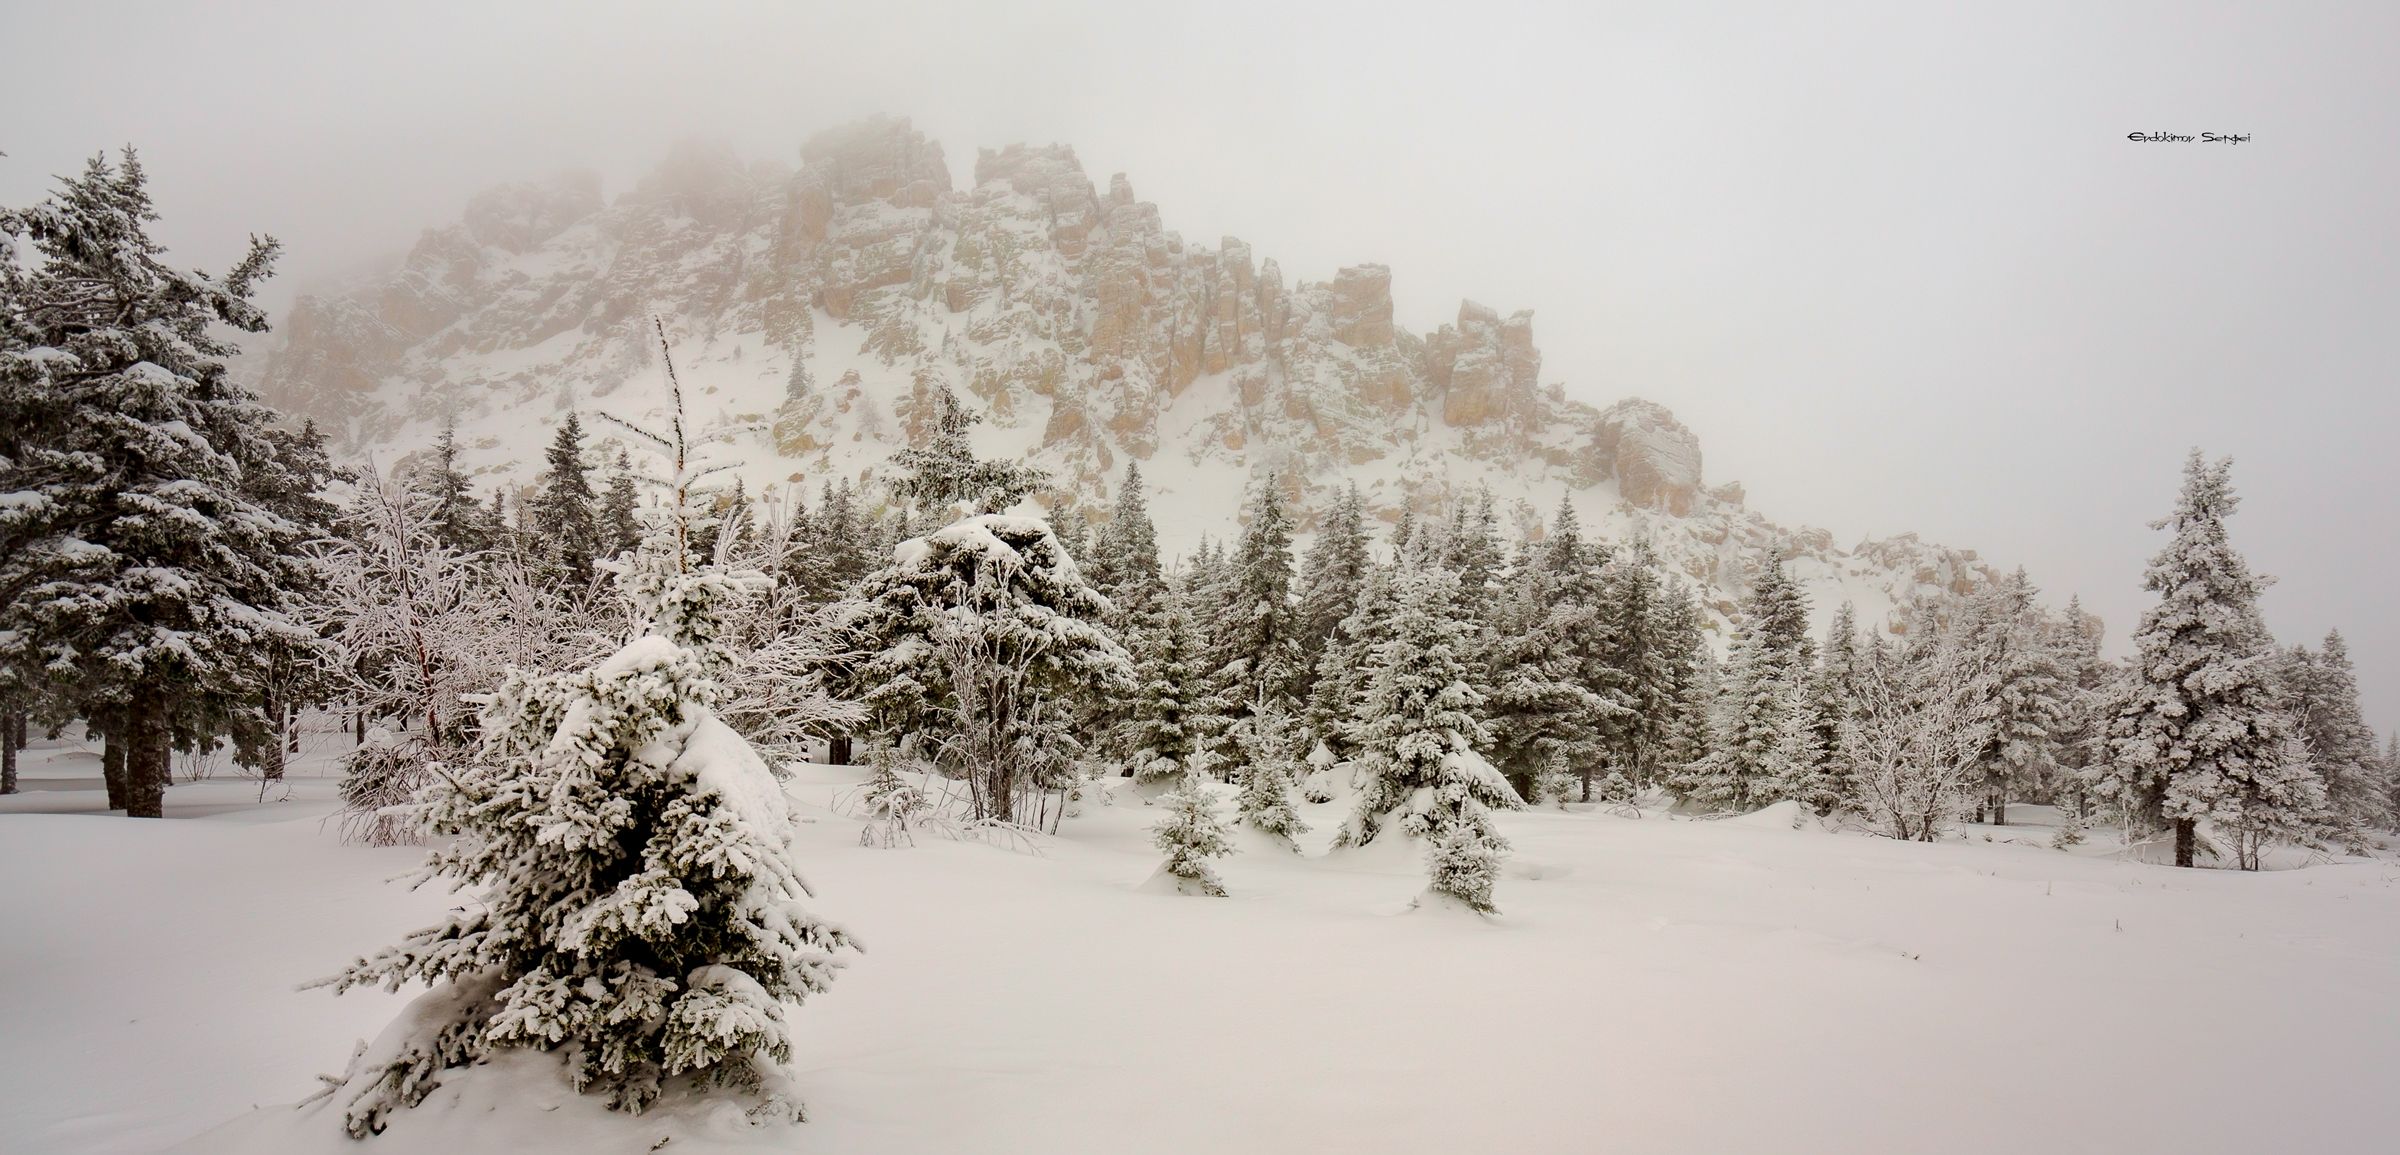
[531,411,602,587]
[1680,557,1812,811]
[0,149,323,817]
[2102,452,2323,868]
[1213,476,1300,734]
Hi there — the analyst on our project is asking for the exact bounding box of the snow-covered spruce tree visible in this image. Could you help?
[2100,452,2323,869]
[1680,558,1812,812]
[410,419,497,554]
[2282,631,2387,844]
[1149,773,1235,896]
[598,447,643,561]
[1292,482,1371,716]
[843,515,1133,826]
[2047,596,2116,847]
[1232,702,1309,846]
[1125,597,1214,791]
[1337,564,1520,914]
[857,746,927,848]
[1210,476,1303,754]
[1960,569,2071,825]
[315,332,855,1135]
[1767,676,1830,811]
[887,379,1046,520]
[1482,515,1618,805]
[0,149,324,817]
[1803,601,1866,813]
[1307,554,1396,765]
[1082,461,1167,632]
[530,411,602,589]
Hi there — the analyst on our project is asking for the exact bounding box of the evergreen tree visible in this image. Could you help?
[1149,775,1235,896]
[1680,558,1813,812]
[1308,558,1396,763]
[1337,565,1519,913]
[1232,702,1308,846]
[2048,596,2113,846]
[2282,630,2387,842]
[844,514,1134,824]
[1125,598,1213,789]
[598,446,642,560]
[316,500,852,1132]
[414,418,492,554]
[1292,483,1370,706]
[0,149,324,817]
[531,412,602,587]
[888,381,1045,518]
[1806,601,1865,812]
[1214,476,1301,727]
[2100,452,2323,868]
[1085,463,1166,630]
[1962,568,2070,825]
[1483,523,1613,803]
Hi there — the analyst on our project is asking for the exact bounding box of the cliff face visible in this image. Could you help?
[253,116,1998,636]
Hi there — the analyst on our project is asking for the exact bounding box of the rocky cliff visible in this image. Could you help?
[253,116,1999,636]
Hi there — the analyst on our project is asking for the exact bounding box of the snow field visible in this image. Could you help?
[4,739,2397,1153]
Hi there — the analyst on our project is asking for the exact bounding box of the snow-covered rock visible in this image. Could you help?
[248,115,2003,640]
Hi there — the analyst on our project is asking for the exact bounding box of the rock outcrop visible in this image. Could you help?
[251,116,1999,637]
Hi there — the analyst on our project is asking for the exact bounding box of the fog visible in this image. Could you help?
[4,0,2394,728]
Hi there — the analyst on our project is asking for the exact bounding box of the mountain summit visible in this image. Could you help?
[254,115,1996,632]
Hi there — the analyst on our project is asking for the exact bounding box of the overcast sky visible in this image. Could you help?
[4,0,2394,730]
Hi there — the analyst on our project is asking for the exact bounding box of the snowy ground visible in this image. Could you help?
[4,730,2398,1154]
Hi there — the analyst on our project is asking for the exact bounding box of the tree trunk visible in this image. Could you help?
[101,728,128,811]
[1579,767,1593,803]
[828,734,853,766]
[2173,817,2196,868]
[1,709,18,795]
[121,709,169,819]
[261,726,286,781]
[354,706,366,747]
[1992,796,2007,826]
[287,701,302,755]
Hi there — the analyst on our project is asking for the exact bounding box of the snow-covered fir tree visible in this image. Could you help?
[844,515,1133,825]
[1961,569,2071,825]
[598,446,642,559]
[0,149,325,817]
[1232,702,1308,847]
[530,411,602,588]
[1149,773,1235,896]
[411,419,496,554]
[317,500,853,1132]
[1083,462,1166,632]
[1292,482,1371,716]
[1679,558,1812,812]
[2099,452,2323,868]
[2282,631,2388,846]
[1483,504,1619,803]
[857,747,927,848]
[1124,597,1214,790]
[1337,564,1520,913]
[887,380,1045,520]
[2047,596,2114,847]
[1211,476,1302,746]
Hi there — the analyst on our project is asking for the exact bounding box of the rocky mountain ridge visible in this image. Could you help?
[252,116,2001,634]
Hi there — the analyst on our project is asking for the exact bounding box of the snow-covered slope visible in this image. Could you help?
[250,116,2001,635]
